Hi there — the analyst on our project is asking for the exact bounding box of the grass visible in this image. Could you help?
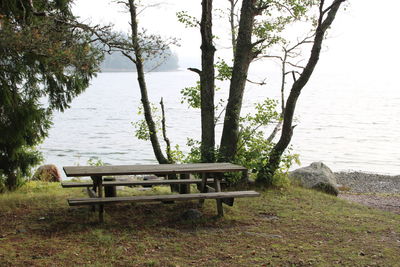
[0,181,399,266]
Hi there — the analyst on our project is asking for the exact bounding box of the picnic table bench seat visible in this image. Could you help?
[68,191,260,206]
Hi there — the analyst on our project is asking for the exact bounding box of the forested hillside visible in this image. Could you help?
[100,49,179,72]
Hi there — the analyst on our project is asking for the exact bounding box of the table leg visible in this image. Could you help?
[242,169,249,184]
[214,177,223,217]
[198,173,207,207]
[179,173,190,194]
[92,175,104,223]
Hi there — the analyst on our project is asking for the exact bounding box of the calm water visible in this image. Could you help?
[40,70,400,177]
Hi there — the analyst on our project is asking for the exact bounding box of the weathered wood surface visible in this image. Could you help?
[93,175,104,223]
[214,178,224,217]
[63,163,246,177]
[62,179,222,188]
[205,185,234,206]
[68,191,260,206]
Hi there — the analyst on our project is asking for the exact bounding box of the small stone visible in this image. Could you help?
[259,212,279,220]
[142,175,159,188]
[16,227,27,233]
[181,209,202,220]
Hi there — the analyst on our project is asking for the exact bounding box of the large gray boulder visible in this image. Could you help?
[290,162,339,196]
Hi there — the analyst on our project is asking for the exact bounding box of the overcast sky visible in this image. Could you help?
[72,0,400,77]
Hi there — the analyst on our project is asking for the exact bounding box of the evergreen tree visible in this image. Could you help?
[0,0,102,190]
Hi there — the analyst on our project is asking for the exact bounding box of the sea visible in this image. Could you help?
[40,69,400,178]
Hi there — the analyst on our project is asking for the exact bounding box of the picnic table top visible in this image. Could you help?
[63,162,247,177]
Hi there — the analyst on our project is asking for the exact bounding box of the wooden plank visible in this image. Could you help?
[179,173,190,194]
[68,191,260,206]
[198,173,208,207]
[63,163,246,177]
[92,176,104,223]
[62,182,95,187]
[86,187,97,212]
[205,185,234,206]
[214,178,223,217]
[61,179,222,188]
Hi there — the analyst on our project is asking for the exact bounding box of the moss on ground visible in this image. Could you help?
[0,181,399,266]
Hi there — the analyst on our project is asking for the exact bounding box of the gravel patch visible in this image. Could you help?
[339,193,400,214]
[335,171,400,194]
[335,171,400,214]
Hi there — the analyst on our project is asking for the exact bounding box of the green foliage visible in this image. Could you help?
[177,98,299,186]
[176,0,326,187]
[233,98,299,187]
[180,82,201,109]
[133,119,152,141]
[183,138,203,163]
[241,99,280,126]
[176,11,199,28]
[132,103,185,163]
[215,58,233,81]
[168,144,185,164]
[87,158,105,167]
[0,0,103,190]
[132,104,160,141]
[252,0,320,54]
[180,58,232,110]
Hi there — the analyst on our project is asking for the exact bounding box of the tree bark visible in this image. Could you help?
[5,171,17,191]
[128,0,168,164]
[199,0,216,163]
[219,0,257,162]
[257,0,345,185]
[228,0,237,56]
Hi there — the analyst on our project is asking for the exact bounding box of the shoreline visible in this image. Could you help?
[335,171,400,194]
[335,171,400,214]
[334,169,400,177]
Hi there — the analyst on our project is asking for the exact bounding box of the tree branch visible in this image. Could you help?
[160,98,173,163]
[187,67,202,76]
[246,78,267,86]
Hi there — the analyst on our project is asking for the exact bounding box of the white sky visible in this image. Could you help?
[72,0,400,75]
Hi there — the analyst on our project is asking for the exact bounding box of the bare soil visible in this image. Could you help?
[339,193,400,214]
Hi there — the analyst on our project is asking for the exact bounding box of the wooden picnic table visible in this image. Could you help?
[63,162,248,177]
[62,163,259,222]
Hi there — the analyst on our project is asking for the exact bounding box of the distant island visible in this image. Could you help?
[100,49,179,72]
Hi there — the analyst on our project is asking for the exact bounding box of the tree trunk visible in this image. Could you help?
[5,171,17,191]
[257,0,345,185]
[200,0,216,163]
[219,0,256,162]
[128,0,168,164]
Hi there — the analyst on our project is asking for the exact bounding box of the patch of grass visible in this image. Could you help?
[0,182,399,266]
